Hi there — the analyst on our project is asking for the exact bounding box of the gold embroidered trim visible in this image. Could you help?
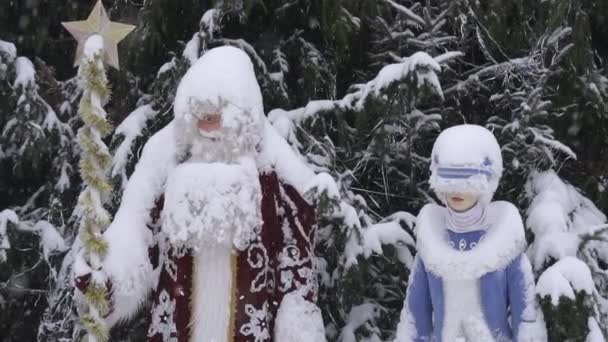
[227,251,238,342]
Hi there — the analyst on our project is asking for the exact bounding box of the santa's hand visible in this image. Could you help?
[74,272,91,293]
[73,251,94,291]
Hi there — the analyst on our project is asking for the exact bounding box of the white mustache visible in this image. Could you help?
[198,128,222,139]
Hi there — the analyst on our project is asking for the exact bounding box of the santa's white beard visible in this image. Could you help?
[162,157,262,251]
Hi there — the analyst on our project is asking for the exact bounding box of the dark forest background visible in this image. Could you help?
[1,0,608,341]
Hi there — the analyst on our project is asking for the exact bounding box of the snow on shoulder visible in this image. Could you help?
[416,201,527,279]
[101,123,178,313]
[258,117,315,193]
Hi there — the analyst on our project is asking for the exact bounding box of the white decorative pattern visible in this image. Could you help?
[277,245,312,292]
[239,301,271,342]
[458,238,467,251]
[163,244,187,282]
[147,289,178,341]
[247,242,275,293]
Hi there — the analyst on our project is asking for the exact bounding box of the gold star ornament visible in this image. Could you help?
[62,0,135,70]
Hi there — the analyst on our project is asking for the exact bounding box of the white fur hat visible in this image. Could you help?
[172,46,264,158]
[429,124,503,203]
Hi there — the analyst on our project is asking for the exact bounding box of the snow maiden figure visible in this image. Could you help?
[74,46,325,342]
[394,125,546,342]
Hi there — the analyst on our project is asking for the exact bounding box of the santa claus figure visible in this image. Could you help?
[75,46,325,342]
[394,125,546,342]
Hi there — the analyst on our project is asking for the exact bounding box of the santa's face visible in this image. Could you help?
[197,113,222,133]
[446,192,478,212]
[177,97,261,163]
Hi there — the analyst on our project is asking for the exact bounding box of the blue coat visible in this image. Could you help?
[395,202,545,342]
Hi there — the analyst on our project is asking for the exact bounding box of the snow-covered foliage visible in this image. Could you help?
[0,209,19,263]
[2,0,608,341]
[268,51,454,145]
[2,55,72,178]
[0,39,16,82]
[537,257,594,306]
[0,35,81,341]
[526,170,608,341]
[526,170,606,269]
[111,105,158,187]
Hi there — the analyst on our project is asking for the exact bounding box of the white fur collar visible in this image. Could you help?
[416,201,527,280]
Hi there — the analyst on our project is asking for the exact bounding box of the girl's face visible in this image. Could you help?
[446,192,478,212]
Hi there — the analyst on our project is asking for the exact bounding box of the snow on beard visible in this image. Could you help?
[162,158,262,251]
[163,46,265,250]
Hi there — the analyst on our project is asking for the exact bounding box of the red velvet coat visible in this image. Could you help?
[143,171,317,342]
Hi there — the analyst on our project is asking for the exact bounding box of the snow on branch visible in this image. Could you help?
[111,104,159,187]
[14,56,36,89]
[537,257,594,306]
[345,51,443,106]
[385,0,425,27]
[526,170,606,269]
[0,39,17,81]
[269,51,454,141]
[217,38,269,75]
[361,214,416,267]
[339,303,381,342]
[12,57,68,133]
[529,127,576,161]
[0,39,17,61]
[183,32,201,65]
[0,210,66,264]
[434,51,464,64]
[0,209,19,263]
[200,8,221,40]
[13,219,67,261]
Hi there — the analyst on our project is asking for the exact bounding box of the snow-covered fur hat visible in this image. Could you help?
[173,46,264,161]
[429,124,503,204]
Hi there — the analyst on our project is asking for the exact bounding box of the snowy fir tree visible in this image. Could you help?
[0,1,607,341]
